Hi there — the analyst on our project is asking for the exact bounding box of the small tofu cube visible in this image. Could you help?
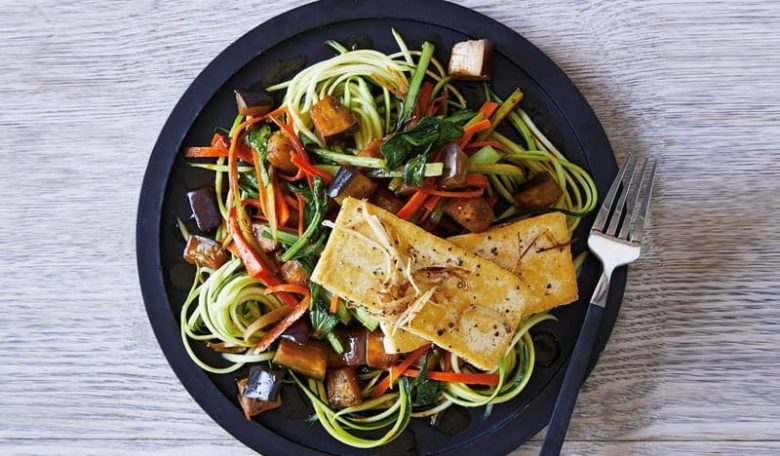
[310,95,358,145]
[183,235,230,269]
[326,368,363,409]
[448,39,493,80]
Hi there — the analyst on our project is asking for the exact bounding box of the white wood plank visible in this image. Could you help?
[1,0,779,454]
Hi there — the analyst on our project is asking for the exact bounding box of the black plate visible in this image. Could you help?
[136,1,622,454]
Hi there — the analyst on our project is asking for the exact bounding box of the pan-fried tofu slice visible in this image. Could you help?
[372,212,579,354]
[311,198,535,371]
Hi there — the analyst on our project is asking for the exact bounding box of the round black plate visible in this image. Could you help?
[136,1,622,454]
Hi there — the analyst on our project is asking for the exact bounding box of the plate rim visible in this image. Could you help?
[136,1,623,454]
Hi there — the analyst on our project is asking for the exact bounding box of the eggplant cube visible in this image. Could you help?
[244,366,286,402]
[187,187,221,232]
[182,235,229,269]
[272,339,328,379]
[326,168,378,205]
[237,378,282,419]
[310,96,358,145]
[234,87,273,117]
[448,39,493,80]
[326,368,363,409]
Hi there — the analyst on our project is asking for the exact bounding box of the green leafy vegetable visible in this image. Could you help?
[402,154,428,187]
[351,307,379,331]
[247,125,273,185]
[412,350,442,407]
[310,296,339,339]
[381,117,464,170]
[281,176,327,261]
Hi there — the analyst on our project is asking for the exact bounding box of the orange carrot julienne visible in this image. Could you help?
[422,195,441,212]
[275,180,290,227]
[396,191,428,220]
[253,295,309,354]
[458,119,492,148]
[370,343,432,399]
[465,140,505,151]
[290,152,334,184]
[401,369,499,386]
[478,101,499,119]
[263,283,310,296]
[329,294,340,314]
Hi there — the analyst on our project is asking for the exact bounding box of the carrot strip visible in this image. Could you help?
[458,119,492,148]
[263,283,310,296]
[401,369,499,386]
[284,195,299,209]
[296,194,305,236]
[478,101,499,119]
[396,191,428,220]
[329,294,340,314]
[253,295,310,353]
[290,152,334,183]
[275,180,290,227]
[422,195,441,212]
[414,82,434,119]
[370,344,432,399]
[416,187,484,198]
[466,174,490,188]
[227,207,274,279]
[442,351,452,372]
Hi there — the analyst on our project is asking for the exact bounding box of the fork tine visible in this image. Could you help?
[618,159,650,240]
[591,154,635,232]
[606,157,647,237]
[626,160,657,243]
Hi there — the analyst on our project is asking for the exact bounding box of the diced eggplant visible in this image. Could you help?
[310,95,358,145]
[326,367,363,409]
[341,327,368,367]
[415,346,442,371]
[237,377,282,420]
[280,315,311,345]
[513,172,563,209]
[266,131,298,174]
[234,87,273,117]
[326,168,378,205]
[250,223,281,253]
[443,197,494,233]
[272,339,328,379]
[366,330,399,369]
[448,39,493,81]
[206,341,244,353]
[280,260,310,286]
[244,365,286,402]
[369,188,405,213]
[439,143,469,189]
[187,187,221,233]
[183,235,230,269]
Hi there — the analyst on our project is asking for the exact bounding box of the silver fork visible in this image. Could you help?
[540,154,657,456]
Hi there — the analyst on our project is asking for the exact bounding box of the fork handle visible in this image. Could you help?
[540,303,605,456]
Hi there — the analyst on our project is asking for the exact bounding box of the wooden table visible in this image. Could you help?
[2,0,778,454]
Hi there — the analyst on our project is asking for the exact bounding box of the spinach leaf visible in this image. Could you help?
[381,117,464,170]
[403,154,428,187]
[309,294,339,339]
[412,350,442,407]
[280,176,327,262]
[246,124,273,186]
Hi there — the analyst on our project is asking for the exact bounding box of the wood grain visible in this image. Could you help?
[1,0,779,454]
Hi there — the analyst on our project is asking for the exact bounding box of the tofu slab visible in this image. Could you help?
[381,212,580,354]
[311,198,535,370]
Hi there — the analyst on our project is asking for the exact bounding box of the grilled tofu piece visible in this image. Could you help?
[310,95,358,145]
[183,235,230,269]
[326,368,363,409]
[311,198,535,370]
[448,39,493,80]
[356,212,580,354]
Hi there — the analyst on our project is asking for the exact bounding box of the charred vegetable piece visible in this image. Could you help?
[366,330,399,369]
[206,341,244,353]
[183,235,230,269]
[187,188,221,232]
[279,315,311,344]
[443,197,494,233]
[326,367,363,409]
[244,365,286,402]
[439,143,470,189]
[266,131,298,174]
[513,172,563,209]
[234,87,273,117]
[310,95,358,145]
[280,260,310,286]
[272,339,328,379]
[358,138,383,158]
[369,188,405,213]
[237,377,282,420]
[448,39,493,80]
[326,168,378,205]
[341,327,368,366]
[251,223,281,253]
